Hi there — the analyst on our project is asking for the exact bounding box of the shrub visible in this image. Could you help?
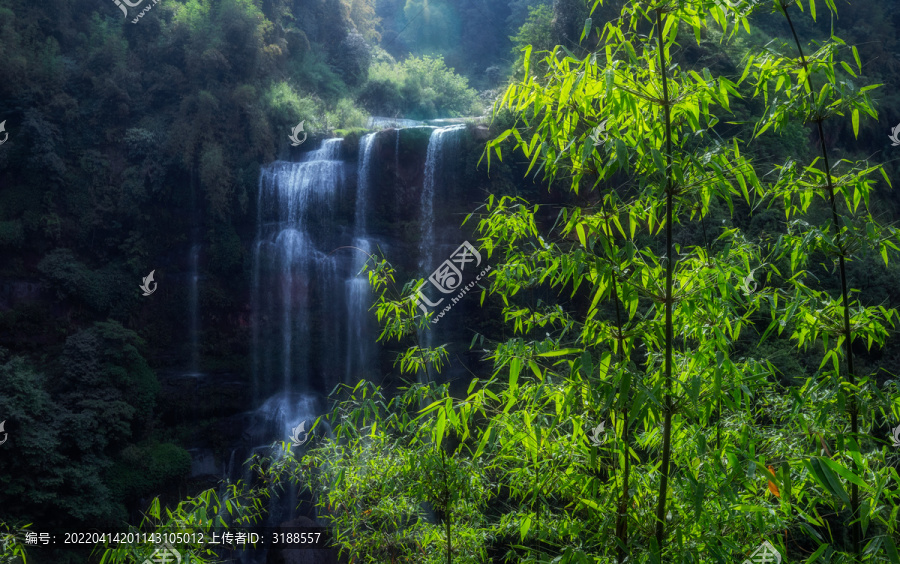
[0,219,24,248]
[509,3,554,75]
[361,55,480,119]
[107,442,192,500]
[326,97,368,130]
[289,46,348,102]
[510,4,554,56]
[263,81,321,131]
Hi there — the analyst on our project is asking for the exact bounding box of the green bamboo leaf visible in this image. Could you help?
[852,108,859,138]
[651,148,665,175]
[806,543,828,562]
[732,504,769,512]
[538,348,582,357]
[884,536,900,564]
[576,223,588,248]
[820,457,866,489]
[616,138,628,167]
[520,514,532,540]
[813,458,850,505]
[579,497,601,511]
[510,358,522,389]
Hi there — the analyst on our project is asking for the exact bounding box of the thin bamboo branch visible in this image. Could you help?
[654,5,676,555]
[779,1,860,556]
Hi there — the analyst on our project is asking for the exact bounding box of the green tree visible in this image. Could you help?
[746,0,899,558]
[510,4,554,74]
[307,0,900,561]
[486,0,765,555]
[344,0,382,43]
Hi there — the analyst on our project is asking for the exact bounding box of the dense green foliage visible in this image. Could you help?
[0,322,178,531]
[293,1,900,563]
[362,54,481,119]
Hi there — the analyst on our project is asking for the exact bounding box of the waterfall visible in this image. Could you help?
[188,243,200,375]
[251,133,382,430]
[419,125,466,273]
[418,125,466,354]
[395,128,401,179]
[252,138,345,406]
[356,133,376,234]
[249,126,472,435]
[235,124,475,558]
[346,133,377,383]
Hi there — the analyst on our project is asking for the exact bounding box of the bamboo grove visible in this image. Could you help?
[295,0,900,561]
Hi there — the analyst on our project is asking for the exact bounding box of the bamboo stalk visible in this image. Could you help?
[653,6,676,555]
[779,2,860,555]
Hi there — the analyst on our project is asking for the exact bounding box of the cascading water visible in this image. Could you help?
[252,138,345,411]
[395,128,401,178]
[418,125,467,352]
[248,133,384,458]
[346,133,377,382]
[188,243,200,375]
[245,139,350,561]
[419,124,467,272]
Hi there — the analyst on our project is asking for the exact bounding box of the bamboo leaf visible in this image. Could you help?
[820,457,867,489]
[538,348,582,357]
